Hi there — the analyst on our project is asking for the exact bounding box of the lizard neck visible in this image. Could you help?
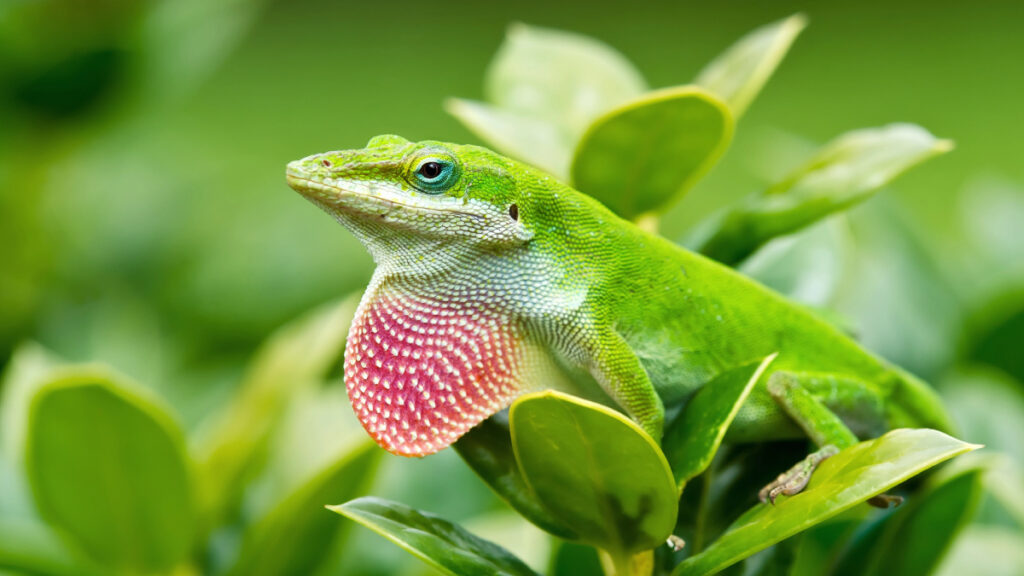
[344,271,527,456]
[330,210,493,279]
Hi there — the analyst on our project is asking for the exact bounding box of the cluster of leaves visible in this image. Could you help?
[326,16,1012,576]
[0,298,385,575]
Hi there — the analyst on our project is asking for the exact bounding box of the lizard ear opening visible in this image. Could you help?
[508,203,519,221]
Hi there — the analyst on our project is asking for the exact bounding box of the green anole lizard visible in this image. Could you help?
[286,135,952,501]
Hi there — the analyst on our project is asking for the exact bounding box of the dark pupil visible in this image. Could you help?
[419,162,442,179]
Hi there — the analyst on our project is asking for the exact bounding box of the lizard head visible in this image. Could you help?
[286,135,535,262]
[287,136,555,456]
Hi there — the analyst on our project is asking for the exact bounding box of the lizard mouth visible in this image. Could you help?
[285,170,484,221]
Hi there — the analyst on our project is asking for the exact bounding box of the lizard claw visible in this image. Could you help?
[867,493,904,508]
[759,445,840,505]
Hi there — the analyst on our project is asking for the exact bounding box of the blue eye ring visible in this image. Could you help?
[412,156,458,193]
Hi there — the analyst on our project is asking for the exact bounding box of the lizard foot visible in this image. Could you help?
[759,444,840,505]
[867,493,904,508]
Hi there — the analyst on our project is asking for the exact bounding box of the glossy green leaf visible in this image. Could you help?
[695,14,807,117]
[454,413,576,538]
[196,296,357,526]
[486,23,645,134]
[664,355,775,488]
[328,497,540,576]
[445,99,569,178]
[830,461,981,576]
[228,440,381,576]
[790,510,864,576]
[859,465,983,576]
[693,124,952,265]
[510,391,677,556]
[449,24,646,180]
[572,87,733,220]
[26,369,194,573]
[672,429,979,576]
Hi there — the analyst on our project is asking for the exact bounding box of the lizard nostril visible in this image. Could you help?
[321,159,332,168]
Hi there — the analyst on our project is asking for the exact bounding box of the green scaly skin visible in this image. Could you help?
[285,135,952,462]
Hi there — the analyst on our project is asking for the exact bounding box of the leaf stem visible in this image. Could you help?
[599,549,654,576]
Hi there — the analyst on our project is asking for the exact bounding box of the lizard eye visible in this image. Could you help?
[418,162,442,179]
[412,157,458,193]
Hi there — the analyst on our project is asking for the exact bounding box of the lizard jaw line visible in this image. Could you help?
[286,173,485,221]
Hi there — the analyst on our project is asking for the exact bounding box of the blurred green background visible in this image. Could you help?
[1,1,1023,575]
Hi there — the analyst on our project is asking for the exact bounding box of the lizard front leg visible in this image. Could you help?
[759,371,895,505]
[585,327,666,440]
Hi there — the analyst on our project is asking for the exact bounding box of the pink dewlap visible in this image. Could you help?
[344,289,523,456]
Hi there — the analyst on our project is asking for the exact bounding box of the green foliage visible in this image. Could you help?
[672,430,978,576]
[0,518,102,576]
[227,441,381,576]
[329,497,541,576]
[511,392,677,560]
[694,14,807,118]
[455,414,577,538]
[571,87,733,220]
[448,23,646,178]
[0,343,61,466]
[26,371,194,573]
[449,15,806,223]
[0,300,380,575]
[196,296,357,528]
[936,526,1024,576]
[664,356,774,488]
[853,464,984,576]
[690,124,953,265]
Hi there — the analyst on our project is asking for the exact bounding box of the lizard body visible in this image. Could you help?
[285,135,951,460]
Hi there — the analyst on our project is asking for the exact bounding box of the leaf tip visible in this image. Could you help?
[786,12,810,33]
[506,21,529,39]
[443,97,471,115]
[935,138,956,153]
[325,503,348,516]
